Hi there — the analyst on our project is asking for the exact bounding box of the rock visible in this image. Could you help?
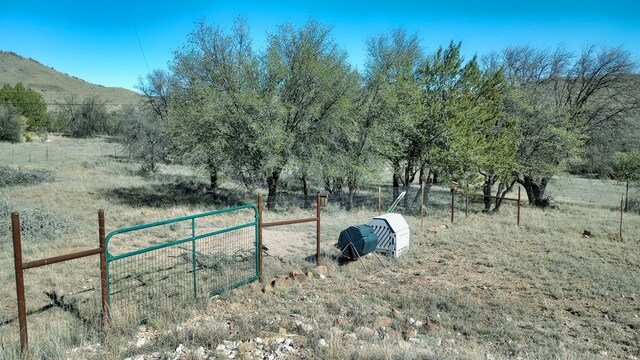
[315,265,329,275]
[301,323,314,333]
[238,342,255,352]
[305,270,314,278]
[254,337,264,344]
[423,318,440,333]
[175,344,187,354]
[194,347,206,359]
[391,308,402,319]
[355,326,376,338]
[319,274,326,279]
[407,318,416,325]
[401,324,418,340]
[387,329,402,340]
[216,344,226,351]
[375,316,393,327]
[290,270,307,281]
[271,275,292,289]
[223,340,238,350]
[318,338,327,348]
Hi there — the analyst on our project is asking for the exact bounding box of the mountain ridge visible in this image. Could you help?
[0,51,141,111]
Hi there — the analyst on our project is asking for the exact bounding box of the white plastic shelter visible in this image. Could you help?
[368,213,410,258]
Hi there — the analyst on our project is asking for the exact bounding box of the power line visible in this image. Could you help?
[124,0,151,75]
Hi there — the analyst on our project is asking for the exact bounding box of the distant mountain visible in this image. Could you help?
[0,51,141,111]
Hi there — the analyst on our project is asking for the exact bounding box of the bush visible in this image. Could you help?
[0,166,53,187]
[0,103,23,142]
[0,199,70,242]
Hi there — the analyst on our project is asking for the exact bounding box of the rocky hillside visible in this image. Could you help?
[0,51,141,111]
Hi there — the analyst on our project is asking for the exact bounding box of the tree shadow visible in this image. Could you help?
[103,183,248,208]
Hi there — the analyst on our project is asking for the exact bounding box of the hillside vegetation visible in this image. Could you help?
[0,51,141,111]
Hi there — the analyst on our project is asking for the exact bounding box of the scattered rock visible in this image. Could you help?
[355,326,376,338]
[271,276,292,289]
[391,308,402,319]
[222,340,238,350]
[401,324,418,340]
[387,329,402,340]
[375,316,393,327]
[343,332,358,342]
[289,269,307,281]
[582,229,591,238]
[238,341,254,353]
[317,338,327,348]
[319,274,326,279]
[423,318,440,333]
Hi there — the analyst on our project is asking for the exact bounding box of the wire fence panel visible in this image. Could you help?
[105,205,258,322]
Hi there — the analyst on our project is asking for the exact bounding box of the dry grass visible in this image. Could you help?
[1,136,639,359]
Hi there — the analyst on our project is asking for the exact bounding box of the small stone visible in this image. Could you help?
[301,323,314,333]
[315,265,329,275]
[254,337,263,344]
[271,276,292,289]
[238,342,255,352]
[391,308,402,318]
[318,338,327,348]
[401,324,418,340]
[415,320,423,327]
[319,274,326,279]
[407,318,415,325]
[216,344,226,351]
[290,269,307,281]
[375,316,393,327]
[223,340,238,350]
[387,329,402,340]
[176,344,187,354]
[305,270,314,278]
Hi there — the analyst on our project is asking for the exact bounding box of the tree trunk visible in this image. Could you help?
[207,159,218,192]
[482,179,494,213]
[209,168,218,192]
[392,159,401,200]
[266,169,281,210]
[301,175,309,208]
[625,180,629,212]
[520,176,549,207]
[493,179,517,212]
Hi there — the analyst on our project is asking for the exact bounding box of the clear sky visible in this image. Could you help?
[2,0,639,91]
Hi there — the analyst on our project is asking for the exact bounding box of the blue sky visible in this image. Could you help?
[1,1,639,91]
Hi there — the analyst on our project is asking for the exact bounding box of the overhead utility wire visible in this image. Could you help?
[125,0,151,74]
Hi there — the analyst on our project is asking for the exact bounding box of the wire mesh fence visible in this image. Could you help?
[105,205,258,322]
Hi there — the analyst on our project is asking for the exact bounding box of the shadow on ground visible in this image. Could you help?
[103,183,248,208]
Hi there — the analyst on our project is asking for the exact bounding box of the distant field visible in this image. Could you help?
[0,136,638,359]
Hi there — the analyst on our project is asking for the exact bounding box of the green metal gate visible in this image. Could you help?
[105,205,259,320]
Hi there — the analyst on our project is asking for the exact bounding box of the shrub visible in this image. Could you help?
[0,103,23,142]
[0,166,53,187]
